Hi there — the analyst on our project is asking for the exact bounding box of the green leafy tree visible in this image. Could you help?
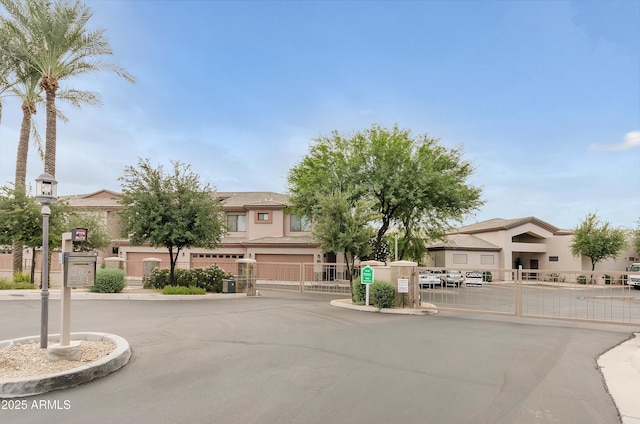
[288,124,483,260]
[0,0,134,177]
[312,190,375,292]
[65,212,110,253]
[570,212,627,272]
[118,159,226,286]
[0,185,71,284]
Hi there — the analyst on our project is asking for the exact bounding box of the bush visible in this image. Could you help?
[351,277,366,304]
[577,275,587,284]
[0,279,35,290]
[370,281,398,309]
[144,265,230,293]
[91,268,126,293]
[162,285,206,295]
[483,271,492,282]
[13,273,31,284]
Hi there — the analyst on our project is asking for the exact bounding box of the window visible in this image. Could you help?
[227,214,246,232]
[453,254,468,264]
[255,211,272,224]
[290,215,311,232]
[549,256,559,262]
[481,255,494,265]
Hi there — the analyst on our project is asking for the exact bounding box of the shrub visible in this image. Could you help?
[0,279,35,290]
[351,278,366,304]
[91,268,126,293]
[577,275,587,284]
[370,281,398,309]
[483,271,492,282]
[546,273,559,282]
[144,265,230,293]
[162,285,206,295]
[13,273,31,284]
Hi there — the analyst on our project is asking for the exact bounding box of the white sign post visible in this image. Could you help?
[361,266,374,306]
[398,278,409,308]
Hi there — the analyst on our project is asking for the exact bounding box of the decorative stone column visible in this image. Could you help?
[104,257,125,270]
[236,258,257,296]
[390,260,418,308]
[142,258,161,280]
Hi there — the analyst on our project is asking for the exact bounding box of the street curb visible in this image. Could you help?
[0,332,131,398]
[330,298,438,315]
[0,290,248,301]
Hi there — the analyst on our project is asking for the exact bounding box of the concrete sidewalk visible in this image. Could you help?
[598,333,640,424]
[0,288,247,301]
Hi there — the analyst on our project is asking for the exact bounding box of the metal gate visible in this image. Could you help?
[419,268,640,325]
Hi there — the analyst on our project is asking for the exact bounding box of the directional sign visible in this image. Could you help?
[361,266,374,284]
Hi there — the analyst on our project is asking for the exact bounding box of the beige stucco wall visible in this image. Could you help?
[246,209,284,238]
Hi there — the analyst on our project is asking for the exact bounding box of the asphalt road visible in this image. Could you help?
[1,291,637,424]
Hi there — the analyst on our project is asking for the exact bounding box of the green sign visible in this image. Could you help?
[361,266,374,284]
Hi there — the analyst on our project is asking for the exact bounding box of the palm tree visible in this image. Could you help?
[6,61,100,274]
[1,0,115,275]
[0,0,135,177]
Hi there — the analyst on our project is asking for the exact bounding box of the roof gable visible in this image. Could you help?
[456,217,561,235]
[428,234,501,251]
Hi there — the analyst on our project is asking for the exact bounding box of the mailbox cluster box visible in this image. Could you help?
[63,252,97,287]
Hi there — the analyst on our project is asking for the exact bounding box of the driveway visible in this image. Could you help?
[0,290,634,424]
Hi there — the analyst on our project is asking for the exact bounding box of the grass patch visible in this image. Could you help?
[0,279,36,290]
[162,285,206,295]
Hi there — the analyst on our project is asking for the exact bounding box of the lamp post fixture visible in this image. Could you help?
[35,173,57,349]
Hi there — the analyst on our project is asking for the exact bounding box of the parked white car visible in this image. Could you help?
[440,270,464,287]
[419,270,443,288]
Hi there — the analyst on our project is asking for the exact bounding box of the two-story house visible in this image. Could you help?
[58,190,324,279]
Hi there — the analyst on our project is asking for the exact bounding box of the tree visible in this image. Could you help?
[118,159,226,286]
[312,190,375,288]
[570,212,627,273]
[0,185,72,283]
[632,219,640,259]
[65,212,110,253]
[288,124,483,259]
[0,0,134,177]
[1,0,119,274]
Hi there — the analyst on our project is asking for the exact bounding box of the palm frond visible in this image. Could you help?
[57,88,102,107]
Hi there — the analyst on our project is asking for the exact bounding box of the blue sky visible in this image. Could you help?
[0,0,638,230]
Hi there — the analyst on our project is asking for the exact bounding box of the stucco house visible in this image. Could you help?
[62,190,325,276]
[426,217,635,276]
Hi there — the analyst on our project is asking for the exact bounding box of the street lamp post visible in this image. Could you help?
[35,173,57,349]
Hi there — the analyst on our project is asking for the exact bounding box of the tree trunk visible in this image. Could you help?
[12,102,34,275]
[42,77,58,176]
[169,246,183,287]
[30,251,36,288]
[374,218,390,260]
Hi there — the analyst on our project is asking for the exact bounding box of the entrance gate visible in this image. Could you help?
[418,268,640,326]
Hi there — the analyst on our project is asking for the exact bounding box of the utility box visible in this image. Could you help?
[63,252,97,287]
[223,277,236,294]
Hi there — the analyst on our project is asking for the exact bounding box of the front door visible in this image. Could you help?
[530,259,539,280]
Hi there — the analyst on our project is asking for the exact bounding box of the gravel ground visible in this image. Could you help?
[0,340,115,379]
